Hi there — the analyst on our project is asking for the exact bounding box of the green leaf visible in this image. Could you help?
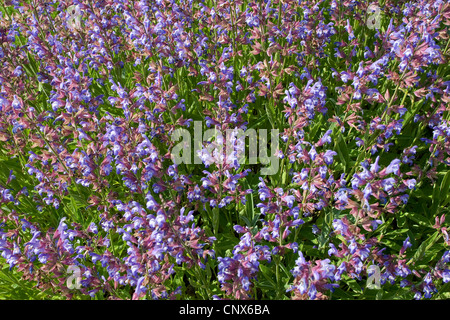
[436,292,450,299]
[248,114,269,130]
[188,278,201,289]
[331,288,355,300]
[385,228,409,237]
[302,244,322,259]
[212,207,220,235]
[438,170,450,209]
[308,114,324,141]
[265,101,277,129]
[410,231,440,264]
[375,290,384,300]
[213,233,238,256]
[259,264,277,289]
[406,212,432,228]
[346,279,363,294]
[255,280,276,291]
[335,132,350,169]
[430,178,442,217]
[242,179,256,227]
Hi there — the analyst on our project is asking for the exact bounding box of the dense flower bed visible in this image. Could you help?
[0,0,449,300]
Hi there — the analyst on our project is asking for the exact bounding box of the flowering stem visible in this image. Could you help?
[347,67,409,180]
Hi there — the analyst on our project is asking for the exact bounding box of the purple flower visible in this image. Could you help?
[370,156,380,173]
[323,150,337,165]
[382,178,396,192]
[309,146,317,161]
[442,251,450,263]
[363,183,372,199]
[404,179,416,190]
[385,159,401,175]
[332,219,348,235]
[443,270,450,283]
[134,276,146,298]
[370,219,383,230]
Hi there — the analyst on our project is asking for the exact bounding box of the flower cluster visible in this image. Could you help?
[0,0,449,301]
